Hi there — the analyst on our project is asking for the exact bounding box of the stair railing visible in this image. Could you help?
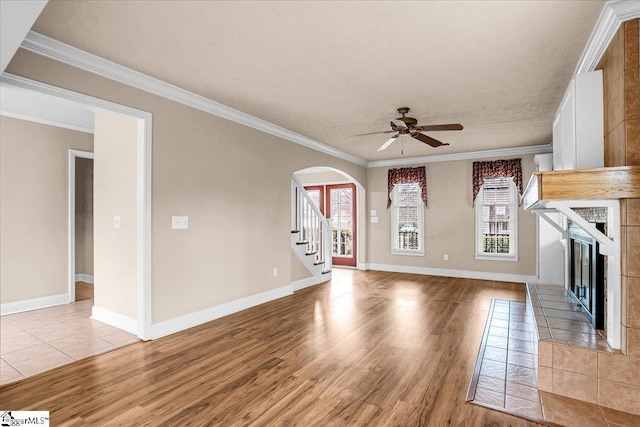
[291,176,332,272]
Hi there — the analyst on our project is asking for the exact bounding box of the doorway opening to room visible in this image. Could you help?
[0,75,152,385]
[304,182,357,268]
[70,150,94,303]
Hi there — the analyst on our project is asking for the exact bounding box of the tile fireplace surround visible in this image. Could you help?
[528,284,640,415]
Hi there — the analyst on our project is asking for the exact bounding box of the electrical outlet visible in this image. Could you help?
[273,268,278,277]
[113,216,121,229]
[443,254,449,261]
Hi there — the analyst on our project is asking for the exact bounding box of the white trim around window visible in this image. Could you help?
[390,182,425,256]
[475,177,518,261]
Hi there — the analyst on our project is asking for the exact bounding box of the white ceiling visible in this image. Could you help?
[0,85,94,133]
[28,0,605,161]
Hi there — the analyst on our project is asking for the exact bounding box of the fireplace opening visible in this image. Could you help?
[569,222,605,330]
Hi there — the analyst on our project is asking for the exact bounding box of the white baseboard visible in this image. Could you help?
[92,305,138,334]
[0,293,69,316]
[75,274,94,284]
[150,285,293,340]
[291,276,324,292]
[364,263,537,284]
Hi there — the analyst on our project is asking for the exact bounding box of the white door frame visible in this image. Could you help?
[1,73,153,340]
[68,149,94,303]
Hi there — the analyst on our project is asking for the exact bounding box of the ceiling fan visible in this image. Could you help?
[353,107,463,151]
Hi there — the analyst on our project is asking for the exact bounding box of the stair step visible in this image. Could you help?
[296,241,309,246]
[305,251,317,256]
[313,260,325,266]
[322,269,332,274]
[291,230,299,234]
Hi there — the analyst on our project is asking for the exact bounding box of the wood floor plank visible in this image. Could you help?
[0,270,542,426]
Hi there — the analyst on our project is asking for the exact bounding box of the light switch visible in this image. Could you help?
[172,216,189,229]
[113,216,121,229]
[370,217,379,223]
[370,210,377,217]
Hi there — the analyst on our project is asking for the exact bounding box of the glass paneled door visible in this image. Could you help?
[304,183,357,267]
[328,184,356,267]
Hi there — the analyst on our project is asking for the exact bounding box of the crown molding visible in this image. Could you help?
[0,109,94,133]
[1,73,151,120]
[367,144,552,168]
[20,31,368,167]
[574,0,640,76]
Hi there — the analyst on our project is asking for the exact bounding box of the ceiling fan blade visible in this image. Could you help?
[414,124,464,132]
[391,119,408,129]
[378,135,399,151]
[351,130,396,137]
[411,132,449,148]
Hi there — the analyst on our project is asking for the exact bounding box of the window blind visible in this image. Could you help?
[391,183,423,252]
[478,177,516,256]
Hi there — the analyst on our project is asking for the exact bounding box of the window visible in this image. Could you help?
[475,177,518,260]
[391,182,424,255]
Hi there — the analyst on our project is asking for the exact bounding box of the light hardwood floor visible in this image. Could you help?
[75,281,94,301]
[0,270,542,426]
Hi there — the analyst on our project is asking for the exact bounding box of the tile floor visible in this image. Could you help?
[528,283,612,352]
[0,283,139,386]
[468,299,543,420]
[468,299,640,426]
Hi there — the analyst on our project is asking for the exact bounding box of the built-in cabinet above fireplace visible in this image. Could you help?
[552,70,603,171]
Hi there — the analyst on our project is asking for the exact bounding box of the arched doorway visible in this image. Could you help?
[293,167,365,269]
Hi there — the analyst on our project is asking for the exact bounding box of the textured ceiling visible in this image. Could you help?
[31,0,605,161]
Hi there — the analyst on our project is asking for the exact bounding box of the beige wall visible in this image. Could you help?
[296,170,351,185]
[291,254,312,282]
[93,112,138,318]
[6,50,367,323]
[0,116,94,304]
[75,157,94,276]
[366,154,537,277]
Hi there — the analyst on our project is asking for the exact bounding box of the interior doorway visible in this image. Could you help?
[69,150,94,302]
[304,183,357,267]
[1,74,152,339]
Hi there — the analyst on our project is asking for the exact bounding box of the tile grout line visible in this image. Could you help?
[533,286,548,417]
[464,298,496,402]
[504,300,510,409]
[0,297,138,385]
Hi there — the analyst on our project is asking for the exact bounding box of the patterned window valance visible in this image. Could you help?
[387,166,427,208]
[472,158,523,202]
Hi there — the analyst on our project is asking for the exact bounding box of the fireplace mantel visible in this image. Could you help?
[522,166,640,210]
[520,165,640,350]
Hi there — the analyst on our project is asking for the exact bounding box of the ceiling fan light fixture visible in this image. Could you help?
[352,107,462,151]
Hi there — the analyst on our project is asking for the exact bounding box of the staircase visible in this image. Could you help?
[291,176,332,285]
